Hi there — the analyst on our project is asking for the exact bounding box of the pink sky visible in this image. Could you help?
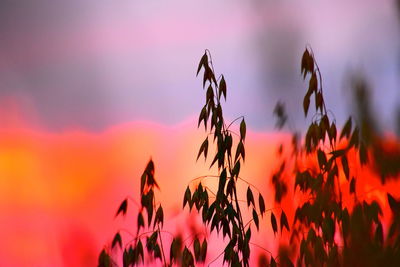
[1,1,400,266]
[0,111,291,266]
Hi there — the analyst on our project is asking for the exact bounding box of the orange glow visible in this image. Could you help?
[0,118,399,266]
[0,118,286,266]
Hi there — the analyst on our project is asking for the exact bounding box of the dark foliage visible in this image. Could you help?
[99,48,400,267]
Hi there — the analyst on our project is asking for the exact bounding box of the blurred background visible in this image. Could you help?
[1,0,399,131]
[0,0,399,266]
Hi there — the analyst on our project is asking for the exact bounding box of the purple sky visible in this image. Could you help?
[0,0,399,132]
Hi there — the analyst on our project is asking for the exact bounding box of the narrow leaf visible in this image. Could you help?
[240,119,246,141]
[193,238,201,261]
[183,186,191,208]
[116,199,128,217]
[359,142,368,165]
[196,52,208,76]
[137,212,144,230]
[259,194,266,216]
[200,240,207,262]
[271,212,278,235]
[280,210,290,232]
[309,72,317,93]
[197,138,209,161]
[154,205,164,228]
[317,149,327,169]
[219,75,227,100]
[218,169,227,195]
[112,232,122,249]
[388,193,400,214]
[340,117,352,140]
[154,244,162,260]
[246,186,255,207]
[342,155,350,180]
[253,209,259,230]
[350,177,356,194]
[303,94,310,116]
[271,257,277,267]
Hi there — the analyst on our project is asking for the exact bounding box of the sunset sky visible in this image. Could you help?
[0,0,400,266]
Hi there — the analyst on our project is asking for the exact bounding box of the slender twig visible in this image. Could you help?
[249,242,273,256]
[207,250,225,267]
[157,225,167,267]
[226,116,244,130]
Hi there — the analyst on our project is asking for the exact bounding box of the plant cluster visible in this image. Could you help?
[98,47,400,267]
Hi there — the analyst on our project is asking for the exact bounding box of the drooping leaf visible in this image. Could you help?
[222,218,231,238]
[112,232,122,250]
[219,75,227,100]
[301,49,308,76]
[303,93,311,116]
[349,126,359,148]
[301,49,313,79]
[218,168,227,195]
[137,212,144,230]
[154,205,164,228]
[329,122,337,142]
[193,238,201,261]
[340,117,352,140]
[309,72,318,93]
[153,244,162,260]
[388,193,400,214]
[231,161,240,178]
[240,118,246,141]
[317,149,327,170]
[316,91,323,112]
[253,209,259,230]
[136,240,144,264]
[280,210,290,232]
[116,199,128,217]
[183,186,191,208]
[359,142,368,165]
[200,239,207,262]
[98,249,111,267]
[271,212,278,235]
[246,186,255,207]
[144,159,158,189]
[182,246,194,267]
[140,172,146,195]
[196,52,208,76]
[197,105,207,129]
[146,232,158,251]
[206,85,214,104]
[196,138,209,161]
[350,177,356,194]
[270,256,277,267]
[259,193,266,216]
[234,141,245,162]
[245,227,252,241]
[145,199,153,227]
[342,155,350,180]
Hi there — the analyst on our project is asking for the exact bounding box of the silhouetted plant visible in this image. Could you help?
[99,47,400,267]
[269,47,400,267]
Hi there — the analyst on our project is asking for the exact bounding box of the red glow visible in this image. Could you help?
[0,117,399,266]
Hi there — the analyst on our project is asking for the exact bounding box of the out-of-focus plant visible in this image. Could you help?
[268,47,400,266]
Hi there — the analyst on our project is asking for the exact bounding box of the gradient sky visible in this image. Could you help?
[1,1,400,266]
[0,0,399,131]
